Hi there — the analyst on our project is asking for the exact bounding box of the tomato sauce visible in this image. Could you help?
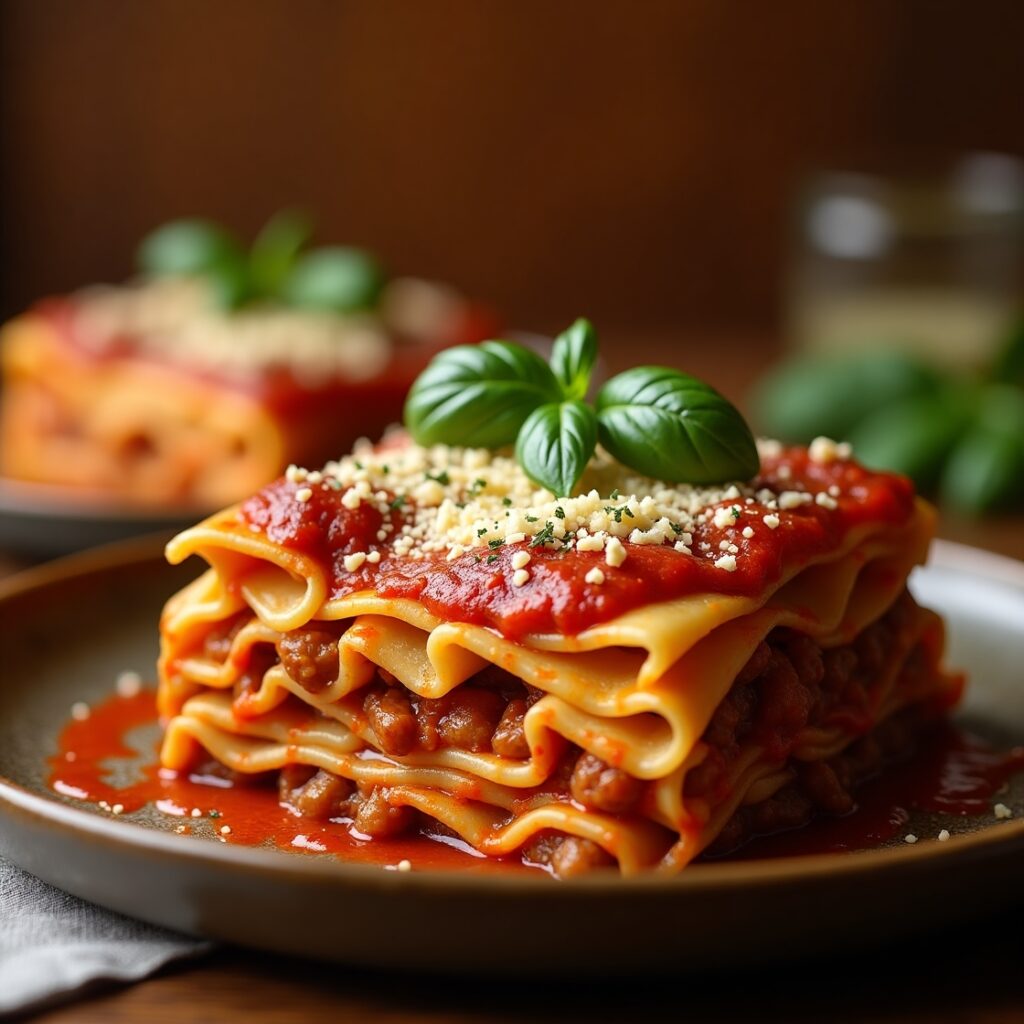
[726,724,1024,860]
[238,448,916,639]
[49,688,531,875]
[48,689,1024,874]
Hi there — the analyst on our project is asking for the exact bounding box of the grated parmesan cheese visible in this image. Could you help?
[277,438,852,575]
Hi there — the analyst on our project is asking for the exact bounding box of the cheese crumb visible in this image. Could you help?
[220,825,232,835]
[937,829,951,842]
[712,505,738,528]
[116,671,143,698]
[397,859,412,872]
[366,550,381,564]
[512,569,530,587]
[714,554,737,572]
[511,550,531,570]
[190,808,203,818]
[815,491,839,510]
[763,514,780,529]
[778,490,812,510]
[994,802,1013,819]
[341,487,362,510]
[295,487,313,503]
[111,803,125,815]
[742,526,754,539]
[585,567,606,585]
[70,701,91,721]
[904,833,918,844]
[808,436,846,464]
[343,552,367,572]
[605,537,627,568]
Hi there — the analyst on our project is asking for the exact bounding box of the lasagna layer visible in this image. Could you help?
[157,439,961,875]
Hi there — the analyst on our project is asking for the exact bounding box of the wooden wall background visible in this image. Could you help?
[2,0,1023,339]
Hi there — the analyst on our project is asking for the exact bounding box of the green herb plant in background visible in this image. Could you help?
[137,211,384,313]
[405,319,759,496]
[753,321,1024,515]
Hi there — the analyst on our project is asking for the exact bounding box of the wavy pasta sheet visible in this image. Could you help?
[159,494,957,874]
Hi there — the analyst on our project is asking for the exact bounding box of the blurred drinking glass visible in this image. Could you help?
[788,153,1024,367]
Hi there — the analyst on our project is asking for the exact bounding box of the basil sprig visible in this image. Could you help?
[404,319,760,496]
[137,211,383,313]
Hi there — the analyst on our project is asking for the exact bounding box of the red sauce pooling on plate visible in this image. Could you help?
[726,724,1024,860]
[49,691,1024,872]
[238,449,915,639]
[49,688,530,874]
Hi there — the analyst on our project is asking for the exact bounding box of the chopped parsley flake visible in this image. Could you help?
[554,506,566,519]
[426,470,451,486]
[530,522,556,548]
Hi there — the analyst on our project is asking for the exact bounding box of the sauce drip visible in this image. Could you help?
[49,690,1024,874]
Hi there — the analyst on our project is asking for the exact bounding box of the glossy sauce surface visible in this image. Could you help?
[49,689,1024,875]
[239,449,916,639]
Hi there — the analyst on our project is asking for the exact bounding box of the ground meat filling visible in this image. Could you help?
[360,677,542,757]
[276,624,343,693]
[569,752,643,814]
[265,589,928,875]
[278,767,418,838]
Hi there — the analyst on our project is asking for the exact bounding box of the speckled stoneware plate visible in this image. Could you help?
[0,538,1023,973]
[0,476,207,557]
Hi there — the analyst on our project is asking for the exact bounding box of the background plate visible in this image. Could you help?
[0,476,208,557]
[0,538,1023,973]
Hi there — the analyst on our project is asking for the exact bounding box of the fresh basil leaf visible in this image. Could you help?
[991,317,1024,387]
[596,367,759,484]
[249,209,313,296]
[551,318,598,401]
[283,246,383,312]
[753,350,940,443]
[515,401,597,496]
[405,341,562,448]
[940,385,1024,514]
[137,219,244,278]
[847,386,975,490]
[206,255,253,311]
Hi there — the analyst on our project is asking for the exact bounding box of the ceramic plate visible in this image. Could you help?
[0,538,1022,973]
[0,477,207,557]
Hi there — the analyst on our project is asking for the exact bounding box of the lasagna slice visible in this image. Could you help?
[157,436,961,876]
[0,276,491,508]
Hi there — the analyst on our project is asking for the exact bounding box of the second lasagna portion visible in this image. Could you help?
[158,439,961,876]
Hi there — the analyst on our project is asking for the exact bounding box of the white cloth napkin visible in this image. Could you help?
[0,857,210,1018]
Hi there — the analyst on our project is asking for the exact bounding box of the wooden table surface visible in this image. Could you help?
[8,332,1024,1022]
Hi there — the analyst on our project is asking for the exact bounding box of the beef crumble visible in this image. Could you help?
[239,589,932,876]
